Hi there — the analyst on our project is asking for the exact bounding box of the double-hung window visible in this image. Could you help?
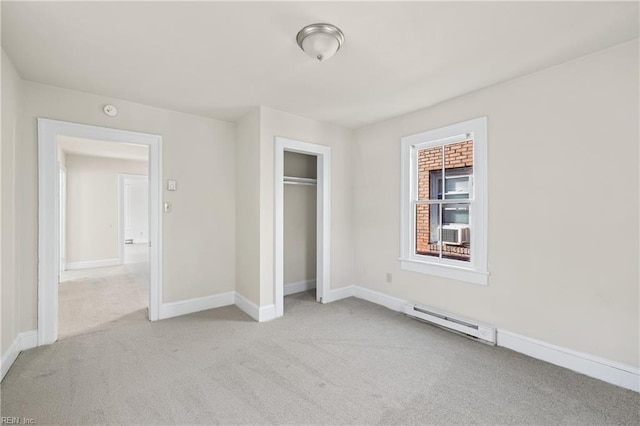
[400,117,488,285]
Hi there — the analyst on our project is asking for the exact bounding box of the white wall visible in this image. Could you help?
[353,40,639,367]
[259,106,354,306]
[235,108,261,305]
[1,49,23,357]
[65,154,147,264]
[284,152,317,285]
[16,82,236,334]
[124,177,149,243]
[235,107,354,307]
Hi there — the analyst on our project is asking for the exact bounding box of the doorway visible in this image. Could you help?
[37,119,162,345]
[274,137,331,319]
[119,174,149,265]
[282,152,317,300]
[57,145,150,338]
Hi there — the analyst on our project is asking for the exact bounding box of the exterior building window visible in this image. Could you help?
[400,117,488,285]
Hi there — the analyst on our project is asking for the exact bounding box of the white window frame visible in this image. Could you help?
[400,117,488,285]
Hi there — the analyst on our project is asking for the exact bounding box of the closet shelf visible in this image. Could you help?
[283,176,317,186]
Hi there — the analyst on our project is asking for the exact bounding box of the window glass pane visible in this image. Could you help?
[416,204,440,258]
[442,236,471,262]
[441,202,471,262]
[442,202,469,225]
[417,146,442,201]
[414,139,474,263]
[444,140,473,200]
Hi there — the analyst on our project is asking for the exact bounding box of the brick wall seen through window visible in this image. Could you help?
[416,140,473,261]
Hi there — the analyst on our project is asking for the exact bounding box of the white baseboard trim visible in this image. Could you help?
[2,339,23,381]
[20,330,38,350]
[353,286,406,312]
[284,279,316,296]
[234,292,259,321]
[234,293,275,322]
[497,329,640,392]
[66,258,120,270]
[326,285,355,302]
[325,285,639,393]
[159,292,235,320]
[259,304,276,322]
[1,330,38,381]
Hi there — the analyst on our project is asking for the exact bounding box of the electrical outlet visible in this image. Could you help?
[386,272,393,283]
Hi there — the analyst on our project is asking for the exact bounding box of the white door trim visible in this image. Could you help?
[37,118,163,346]
[118,173,149,265]
[274,137,331,318]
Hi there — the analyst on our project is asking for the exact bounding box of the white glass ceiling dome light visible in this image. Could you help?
[296,23,345,62]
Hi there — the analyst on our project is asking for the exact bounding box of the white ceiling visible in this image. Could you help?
[2,2,638,128]
[59,136,149,162]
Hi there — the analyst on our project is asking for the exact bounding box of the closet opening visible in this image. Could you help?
[274,137,331,319]
[283,152,318,304]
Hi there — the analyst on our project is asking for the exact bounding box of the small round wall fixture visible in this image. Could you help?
[296,23,345,62]
[103,104,118,117]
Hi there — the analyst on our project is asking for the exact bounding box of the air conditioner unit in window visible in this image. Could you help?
[440,224,470,245]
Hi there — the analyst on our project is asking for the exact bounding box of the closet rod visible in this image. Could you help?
[284,181,316,186]
[283,176,317,185]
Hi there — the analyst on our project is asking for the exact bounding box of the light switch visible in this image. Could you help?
[167,180,177,191]
[163,202,172,213]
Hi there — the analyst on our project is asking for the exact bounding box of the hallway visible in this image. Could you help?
[58,244,149,339]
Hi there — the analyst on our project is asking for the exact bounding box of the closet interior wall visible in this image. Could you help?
[283,151,317,296]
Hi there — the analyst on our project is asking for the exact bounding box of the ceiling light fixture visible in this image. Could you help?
[296,23,345,62]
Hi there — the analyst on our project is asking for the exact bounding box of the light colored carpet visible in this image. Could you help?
[2,292,638,425]
[58,258,148,339]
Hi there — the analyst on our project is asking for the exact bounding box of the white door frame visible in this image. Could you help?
[58,164,66,272]
[38,118,163,346]
[274,137,331,318]
[118,173,149,265]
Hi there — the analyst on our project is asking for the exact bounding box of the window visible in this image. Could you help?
[400,117,488,285]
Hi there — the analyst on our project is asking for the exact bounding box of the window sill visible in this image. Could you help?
[399,258,488,285]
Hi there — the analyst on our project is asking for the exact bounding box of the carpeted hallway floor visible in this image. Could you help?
[1,291,638,425]
[58,244,149,339]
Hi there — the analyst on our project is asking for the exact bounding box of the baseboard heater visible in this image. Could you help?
[404,304,496,345]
